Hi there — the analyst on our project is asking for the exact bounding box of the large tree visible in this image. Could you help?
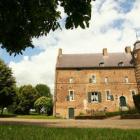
[0,0,94,54]
[35,84,52,97]
[0,59,16,114]
[14,85,39,114]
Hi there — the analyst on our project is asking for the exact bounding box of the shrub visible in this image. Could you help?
[133,94,140,112]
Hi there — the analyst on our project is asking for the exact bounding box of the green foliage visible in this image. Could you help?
[0,59,16,114]
[14,85,39,115]
[35,84,52,97]
[133,94,140,112]
[34,96,53,115]
[0,125,140,140]
[0,0,94,54]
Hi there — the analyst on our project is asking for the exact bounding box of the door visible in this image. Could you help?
[120,96,127,107]
[68,108,74,119]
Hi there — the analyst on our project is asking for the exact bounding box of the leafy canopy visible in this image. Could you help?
[0,0,94,54]
[35,84,52,97]
[14,85,39,114]
[0,59,16,114]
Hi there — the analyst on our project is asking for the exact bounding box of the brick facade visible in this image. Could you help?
[54,41,140,119]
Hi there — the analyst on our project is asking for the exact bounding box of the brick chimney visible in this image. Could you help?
[103,48,108,56]
[125,46,131,53]
[58,48,62,57]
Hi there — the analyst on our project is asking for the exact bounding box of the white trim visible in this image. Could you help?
[90,91,99,103]
[91,74,96,84]
[69,77,74,83]
[68,90,75,101]
[105,89,111,101]
[105,77,108,84]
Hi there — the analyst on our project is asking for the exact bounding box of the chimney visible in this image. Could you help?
[58,48,62,57]
[103,48,108,56]
[125,46,131,53]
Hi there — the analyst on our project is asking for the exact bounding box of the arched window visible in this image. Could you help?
[120,96,127,107]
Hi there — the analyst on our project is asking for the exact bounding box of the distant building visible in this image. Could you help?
[54,41,140,119]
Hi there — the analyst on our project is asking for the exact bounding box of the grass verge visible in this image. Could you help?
[0,125,140,140]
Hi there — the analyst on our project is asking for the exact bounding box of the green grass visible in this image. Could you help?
[0,125,140,140]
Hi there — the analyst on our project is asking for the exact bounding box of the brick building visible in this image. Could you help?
[54,41,140,119]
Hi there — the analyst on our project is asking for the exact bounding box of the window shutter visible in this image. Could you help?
[88,92,91,103]
[66,95,69,101]
[89,78,92,83]
[110,95,114,101]
[98,92,102,102]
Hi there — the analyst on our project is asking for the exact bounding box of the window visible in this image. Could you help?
[105,77,108,83]
[118,61,124,66]
[124,76,129,83]
[69,77,74,83]
[69,90,74,101]
[99,62,104,67]
[88,92,101,103]
[105,90,114,101]
[131,90,136,97]
[89,75,96,83]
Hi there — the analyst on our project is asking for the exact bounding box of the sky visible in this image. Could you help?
[0,0,140,93]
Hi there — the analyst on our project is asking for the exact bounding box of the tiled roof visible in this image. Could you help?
[56,53,134,69]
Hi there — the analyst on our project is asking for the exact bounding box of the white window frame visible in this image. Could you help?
[105,90,111,101]
[91,75,96,84]
[68,90,75,101]
[105,77,108,84]
[124,76,129,83]
[91,92,99,103]
[69,77,74,83]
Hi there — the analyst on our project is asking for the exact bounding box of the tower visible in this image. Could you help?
[133,40,140,92]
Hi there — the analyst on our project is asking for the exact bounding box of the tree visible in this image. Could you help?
[14,85,39,114]
[0,59,16,114]
[0,0,94,54]
[35,84,52,97]
[34,96,53,115]
[133,94,140,112]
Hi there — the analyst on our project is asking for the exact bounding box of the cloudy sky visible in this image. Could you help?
[0,0,140,92]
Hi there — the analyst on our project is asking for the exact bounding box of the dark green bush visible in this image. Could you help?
[133,94,140,112]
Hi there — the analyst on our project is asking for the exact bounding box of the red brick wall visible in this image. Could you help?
[54,68,138,118]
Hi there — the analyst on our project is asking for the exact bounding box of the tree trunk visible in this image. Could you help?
[1,107,4,115]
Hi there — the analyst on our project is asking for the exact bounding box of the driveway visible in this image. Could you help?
[0,117,140,129]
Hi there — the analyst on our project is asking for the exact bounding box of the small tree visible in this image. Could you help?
[34,96,53,115]
[35,84,52,97]
[0,59,16,114]
[133,94,140,112]
[14,85,39,114]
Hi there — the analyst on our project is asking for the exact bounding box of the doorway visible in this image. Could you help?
[68,108,74,119]
[120,96,127,107]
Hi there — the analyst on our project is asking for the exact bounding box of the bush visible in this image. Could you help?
[133,94,140,112]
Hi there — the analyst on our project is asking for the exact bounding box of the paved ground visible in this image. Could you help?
[0,117,140,129]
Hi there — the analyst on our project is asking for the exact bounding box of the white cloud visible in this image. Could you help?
[9,0,140,93]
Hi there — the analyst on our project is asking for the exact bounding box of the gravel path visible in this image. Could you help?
[0,118,140,129]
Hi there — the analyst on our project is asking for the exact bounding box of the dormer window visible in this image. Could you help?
[99,62,104,67]
[89,75,96,83]
[118,61,124,66]
[69,77,74,83]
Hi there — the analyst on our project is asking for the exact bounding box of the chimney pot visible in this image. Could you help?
[125,46,131,53]
[58,48,62,56]
[103,48,108,56]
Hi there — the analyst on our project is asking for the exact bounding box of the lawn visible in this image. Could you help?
[0,125,140,140]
